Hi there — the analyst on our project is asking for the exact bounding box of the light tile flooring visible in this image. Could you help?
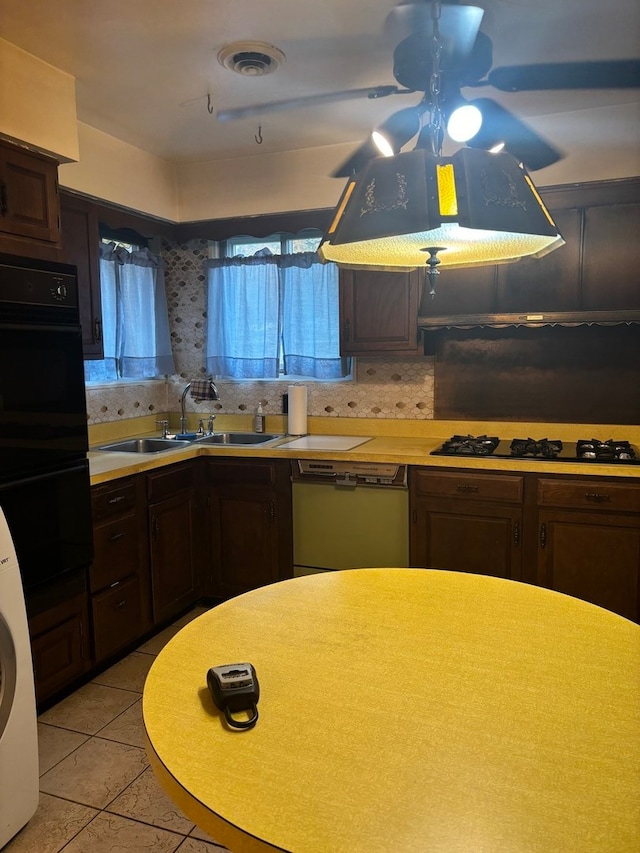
[5,606,228,853]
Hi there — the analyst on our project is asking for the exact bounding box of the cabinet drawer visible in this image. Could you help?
[92,479,136,521]
[147,463,193,503]
[412,470,524,503]
[92,575,141,662]
[90,513,139,591]
[537,478,640,512]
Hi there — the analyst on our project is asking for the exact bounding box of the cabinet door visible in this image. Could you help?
[149,491,198,623]
[29,593,90,705]
[208,489,281,597]
[205,459,292,598]
[411,497,523,580]
[496,208,582,313]
[419,264,497,320]
[60,193,103,358]
[537,509,640,622]
[0,140,60,244]
[339,268,421,355]
[582,203,640,310]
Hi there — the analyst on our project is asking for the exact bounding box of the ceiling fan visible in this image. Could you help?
[216,1,640,176]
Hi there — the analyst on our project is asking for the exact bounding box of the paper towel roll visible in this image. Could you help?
[287,385,308,435]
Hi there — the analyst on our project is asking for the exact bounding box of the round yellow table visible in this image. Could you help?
[143,569,640,853]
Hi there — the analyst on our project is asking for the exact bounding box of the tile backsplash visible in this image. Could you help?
[85,239,435,426]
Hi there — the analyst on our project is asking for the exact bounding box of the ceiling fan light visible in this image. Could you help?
[372,131,395,157]
[446,103,483,142]
[318,147,564,272]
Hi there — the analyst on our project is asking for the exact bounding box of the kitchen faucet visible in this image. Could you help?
[180,380,220,435]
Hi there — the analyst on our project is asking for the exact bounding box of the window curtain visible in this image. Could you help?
[85,243,175,382]
[205,250,347,380]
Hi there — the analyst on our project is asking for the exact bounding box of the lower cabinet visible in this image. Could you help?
[27,571,91,706]
[410,467,640,622]
[89,476,149,664]
[204,457,293,598]
[410,470,524,580]
[147,462,201,623]
[535,477,640,623]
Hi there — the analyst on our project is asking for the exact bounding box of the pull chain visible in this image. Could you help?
[428,0,444,157]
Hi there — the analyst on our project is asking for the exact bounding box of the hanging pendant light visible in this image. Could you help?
[318,145,564,272]
[318,1,564,287]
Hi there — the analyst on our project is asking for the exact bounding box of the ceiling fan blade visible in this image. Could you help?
[385,2,484,68]
[332,138,381,178]
[466,98,564,171]
[487,60,640,93]
[216,85,403,122]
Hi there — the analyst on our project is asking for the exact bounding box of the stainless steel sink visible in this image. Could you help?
[193,432,283,446]
[97,437,192,453]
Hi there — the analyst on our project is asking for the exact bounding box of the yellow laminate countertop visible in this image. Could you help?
[88,435,640,484]
[143,569,640,853]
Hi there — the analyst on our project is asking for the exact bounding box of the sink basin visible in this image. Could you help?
[193,432,283,446]
[97,438,192,453]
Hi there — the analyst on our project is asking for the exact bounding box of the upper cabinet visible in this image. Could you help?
[339,268,423,356]
[418,177,640,328]
[60,192,103,358]
[0,139,62,260]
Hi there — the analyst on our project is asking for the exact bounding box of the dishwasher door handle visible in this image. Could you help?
[335,475,358,488]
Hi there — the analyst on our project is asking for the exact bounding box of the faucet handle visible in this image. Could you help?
[156,419,170,438]
[197,418,205,436]
[207,413,216,434]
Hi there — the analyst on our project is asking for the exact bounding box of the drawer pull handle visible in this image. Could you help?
[109,532,126,542]
[585,492,611,503]
[107,495,126,505]
[514,522,520,546]
[456,484,479,493]
[114,599,127,609]
[540,522,547,548]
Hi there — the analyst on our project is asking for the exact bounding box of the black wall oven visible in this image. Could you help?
[0,252,93,595]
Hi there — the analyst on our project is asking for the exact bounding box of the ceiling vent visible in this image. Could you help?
[218,42,286,77]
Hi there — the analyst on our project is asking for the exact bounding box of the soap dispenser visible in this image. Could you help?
[254,402,265,434]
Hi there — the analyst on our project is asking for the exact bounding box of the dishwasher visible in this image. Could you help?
[291,459,409,576]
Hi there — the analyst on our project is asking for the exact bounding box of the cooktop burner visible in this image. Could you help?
[510,438,563,458]
[437,435,499,456]
[431,435,639,464]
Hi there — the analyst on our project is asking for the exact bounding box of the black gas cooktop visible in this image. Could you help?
[430,435,640,464]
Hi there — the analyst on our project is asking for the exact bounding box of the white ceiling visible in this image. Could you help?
[0,0,638,171]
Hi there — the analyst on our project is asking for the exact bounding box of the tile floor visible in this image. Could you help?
[5,606,229,853]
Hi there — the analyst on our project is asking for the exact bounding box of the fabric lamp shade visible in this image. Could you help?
[318,147,564,271]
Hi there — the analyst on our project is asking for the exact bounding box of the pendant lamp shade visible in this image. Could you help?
[318,147,564,271]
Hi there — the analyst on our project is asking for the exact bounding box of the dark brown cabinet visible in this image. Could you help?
[410,466,640,622]
[204,458,293,599]
[581,202,640,311]
[0,138,61,258]
[339,268,423,355]
[147,462,201,623]
[89,477,149,663]
[27,573,90,706]
[419,178,640,328]
[60,192,103,358]
[535,477,640,623]
[410,470,524,580]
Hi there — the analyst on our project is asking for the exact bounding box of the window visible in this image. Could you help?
[84,239,175,383]
[206,232,350,381]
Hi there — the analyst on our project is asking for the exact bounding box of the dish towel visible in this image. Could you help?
[190,380,218,402]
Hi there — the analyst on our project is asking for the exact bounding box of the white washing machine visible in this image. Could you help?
[0,507,39,848]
